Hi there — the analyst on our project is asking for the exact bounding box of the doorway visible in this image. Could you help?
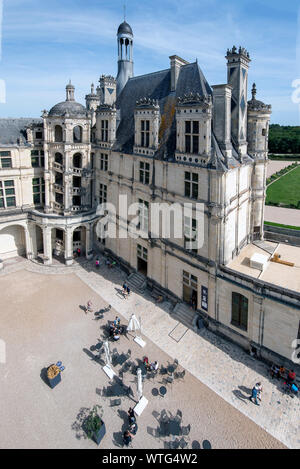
[137,244,148,276]
[182,270,198,308]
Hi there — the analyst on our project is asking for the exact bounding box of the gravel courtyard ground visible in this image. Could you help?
[0,268,286,449]
[267,160,297,178]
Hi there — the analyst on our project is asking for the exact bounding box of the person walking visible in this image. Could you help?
[86,300,93,313]
[122,282,127,297]
[126,286,131,298]
[250,385,260,406]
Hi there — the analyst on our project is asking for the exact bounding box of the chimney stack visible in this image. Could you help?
[169,55,189,92]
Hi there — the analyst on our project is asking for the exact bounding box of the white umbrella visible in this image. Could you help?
[137,367,143,400]
[127,314,141,333]
[103,340,111,367]
[102,340,116,379]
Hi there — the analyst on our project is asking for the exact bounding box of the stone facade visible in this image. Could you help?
[0,21,299,369]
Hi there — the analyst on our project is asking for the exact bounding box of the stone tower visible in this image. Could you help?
[85,83,100,126]
[99,75,117,106]
[247,83,272,239]
[116,21,134,97]
[226,46,251,158]
[43,82,92,217]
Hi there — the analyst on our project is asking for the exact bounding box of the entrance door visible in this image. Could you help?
[137,244,148,276]
[182,270,198,308]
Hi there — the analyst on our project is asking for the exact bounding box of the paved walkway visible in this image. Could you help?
[265,206,300,226]
[1,257,299,448]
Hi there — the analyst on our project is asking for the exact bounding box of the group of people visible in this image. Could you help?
[122,282,131,299]
[143,356,159,372]
[123,408,138,446]
[109,317,124,341]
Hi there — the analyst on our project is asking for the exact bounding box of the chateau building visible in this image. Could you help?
[0,21,299,370]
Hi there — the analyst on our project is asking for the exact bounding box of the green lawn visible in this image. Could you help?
[266,165,300,208]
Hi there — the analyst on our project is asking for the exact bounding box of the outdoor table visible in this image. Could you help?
[168,365,175,374]
[118,354,127,366]
[159,386,167,397]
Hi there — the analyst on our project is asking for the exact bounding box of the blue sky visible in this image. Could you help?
[0,0,299,124]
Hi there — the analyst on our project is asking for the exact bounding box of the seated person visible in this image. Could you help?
[113,330,120,341]
[123,430,133,446]
[150,361,159,371]
[287,369,296,385]
[143,356,150,370]
[129,422,138,435]
[279,366,286,379]
[127,407,136,424]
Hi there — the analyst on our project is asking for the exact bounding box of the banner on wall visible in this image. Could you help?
[201,286,208,311]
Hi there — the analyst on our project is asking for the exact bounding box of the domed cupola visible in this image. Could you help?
[117,21,133,36]
[116,18,134,97]
[49,81,87,117]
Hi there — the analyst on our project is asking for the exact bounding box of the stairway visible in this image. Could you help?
[171,302,198,330]
[253,240,277,256]
[127,272,147,292]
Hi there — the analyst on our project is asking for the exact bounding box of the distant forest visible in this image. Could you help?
[268,124,300,154]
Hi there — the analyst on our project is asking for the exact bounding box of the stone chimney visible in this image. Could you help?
[169,55,189,92]
[212,84,233,160]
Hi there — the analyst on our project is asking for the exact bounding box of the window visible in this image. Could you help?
[31,150,44,168]
[184,217,197,253]
[141,120,150,148]
[54,125,63,142]
[231,292,248,331]
[0,180,16,208]
[73,126,83,143]
[32,178,45,205]
[55,152,63,165]
[184,172,198,199]
[138,199,149,233]
[137,244,148,261]
[185,120,199,154]
[101,120,108,142]
[183,270,197,289]
[139,161,150,185]
[0,151,12,168]
[99,183,107,205]
[35,131,43,140]
[100,153,108,171]
[73,153,82,168]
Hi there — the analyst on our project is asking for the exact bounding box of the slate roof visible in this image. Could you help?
[0,118,42,145]
[114,62,213,158]
[117,21,133,36]
[114,61,254,170]
[48,101,87,117]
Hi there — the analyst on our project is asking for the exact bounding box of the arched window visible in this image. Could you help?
[73,153,82,168]
[231,292,248,331]
[55,152,63,165]
[54,125,63,142]
[73,126,83,143]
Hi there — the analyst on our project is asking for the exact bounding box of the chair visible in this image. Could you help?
[110,398,121,407]
[164,375,174,386]
[160,365,168,375]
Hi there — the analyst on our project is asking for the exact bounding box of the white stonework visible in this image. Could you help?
[0,21,299,370]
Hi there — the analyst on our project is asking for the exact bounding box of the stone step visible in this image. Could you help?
[172,302,197,329]
[127,272,147,291]
[253,240,277,255]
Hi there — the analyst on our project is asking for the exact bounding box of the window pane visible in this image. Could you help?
[0,198,4,207]
[31,157,39,167]
[2,158,12,168]
[193,121,199,134]
[193,135,199,154]
[5,188,15,195]
[185,121,191,133]
[192,183,198,199]
[185,135,191,153]
[6,197,16,207]
[4,180,14,187]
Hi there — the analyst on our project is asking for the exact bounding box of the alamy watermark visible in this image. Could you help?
[291,339,300,364]
[0,339,6,364]
[95,195,205,251]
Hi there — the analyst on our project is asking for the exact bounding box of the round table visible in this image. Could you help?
[159,386,167,397]
[168,365,175,374]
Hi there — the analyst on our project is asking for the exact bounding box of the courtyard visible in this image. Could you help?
[0,259,297,449]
